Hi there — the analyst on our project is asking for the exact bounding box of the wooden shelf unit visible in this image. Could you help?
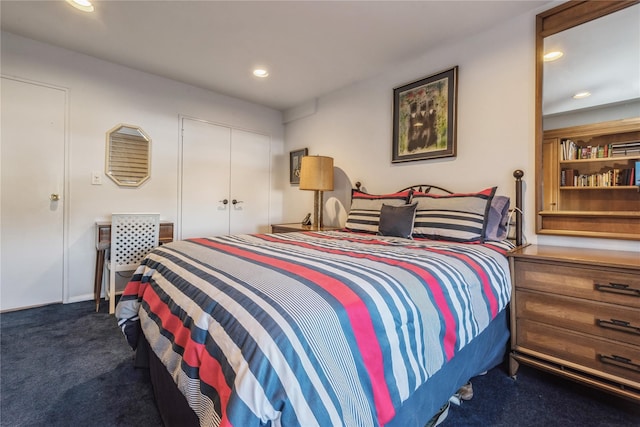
[538,118,640,240]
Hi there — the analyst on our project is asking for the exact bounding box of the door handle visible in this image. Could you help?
[50,193,60,201]
[219,199,229,205]
[232,199,243,205]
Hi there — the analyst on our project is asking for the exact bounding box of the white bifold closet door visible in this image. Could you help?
[180,118,271,239]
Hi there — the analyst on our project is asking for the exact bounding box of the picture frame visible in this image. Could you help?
[392,66,458,163]
[289,148,308,184]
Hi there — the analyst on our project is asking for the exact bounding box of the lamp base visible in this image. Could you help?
[312,190,324,229]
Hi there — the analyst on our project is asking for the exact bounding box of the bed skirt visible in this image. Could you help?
[144,308,510,427]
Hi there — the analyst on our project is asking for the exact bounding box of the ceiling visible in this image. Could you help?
[542,3,640,116]
[1,0,548,112]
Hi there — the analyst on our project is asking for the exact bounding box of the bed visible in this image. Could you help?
[116,170,524,427]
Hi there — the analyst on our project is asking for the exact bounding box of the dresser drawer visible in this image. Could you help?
[513,259,640,308]
[516,319,640,386]
[516,290,640,346]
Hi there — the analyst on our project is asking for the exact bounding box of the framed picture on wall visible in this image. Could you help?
[289,148,308,184]
[392,66,458,163]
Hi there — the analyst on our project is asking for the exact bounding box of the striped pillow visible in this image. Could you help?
[345,190,412,234]
[412,187,496,242]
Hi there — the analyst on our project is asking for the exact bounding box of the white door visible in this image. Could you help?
[181,118,231,239]
[180,118,271,239]
[229,129,270,234]
[1,77,66,311]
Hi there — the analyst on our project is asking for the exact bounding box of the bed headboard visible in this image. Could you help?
[397,184,453,195]
[353,169,524,246]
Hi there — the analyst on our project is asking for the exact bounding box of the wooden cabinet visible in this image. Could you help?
[271,223,341,234]
[509,245,640,402]
[537,118,640,240]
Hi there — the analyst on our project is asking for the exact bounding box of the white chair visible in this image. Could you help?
[106,213,160,314]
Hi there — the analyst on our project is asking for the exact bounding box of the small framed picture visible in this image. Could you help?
[289,148,308,184]
[392,66,458,163]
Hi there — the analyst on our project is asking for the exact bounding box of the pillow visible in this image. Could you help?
[378,203,418,239]
[345,190,412,233]
[485,195,511,241]
[411,187,496,242]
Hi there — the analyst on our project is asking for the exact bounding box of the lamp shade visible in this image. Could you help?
[299,156,334,191]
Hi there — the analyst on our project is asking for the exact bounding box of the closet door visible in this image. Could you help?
[181,118,231,239]
[229,129,271,234]
[180,119,271,239]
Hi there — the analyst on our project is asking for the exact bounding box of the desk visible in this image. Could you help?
[94,221,174,311]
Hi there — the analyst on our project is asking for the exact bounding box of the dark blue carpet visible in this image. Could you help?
[1,301,638,426]
[446,363,639,426]
[1,300,161,426]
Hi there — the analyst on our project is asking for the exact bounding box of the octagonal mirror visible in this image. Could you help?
[105,124,151,187]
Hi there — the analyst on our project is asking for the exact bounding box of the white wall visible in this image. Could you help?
[1,32,286,303]
[283,9,640,253]
[3,3,638,307]
[543,99,640,130]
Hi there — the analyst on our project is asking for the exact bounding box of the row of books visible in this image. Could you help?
[560,167,636,187]
[560,139,640,160]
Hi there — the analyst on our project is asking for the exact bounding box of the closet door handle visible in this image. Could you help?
[232,199,243,205]
[219,199,228,205]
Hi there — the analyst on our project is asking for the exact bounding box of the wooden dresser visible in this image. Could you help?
[508,245,640,402]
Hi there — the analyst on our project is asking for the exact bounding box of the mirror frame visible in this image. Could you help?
[534,0,639,234]
[105,124,151,187]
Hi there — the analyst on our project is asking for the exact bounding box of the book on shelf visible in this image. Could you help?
[560,139,577,160]
[610,141,640,149]
[562,168,636,187]
[611,148,640,157]
[559,139,629,160]
[561,139,640,160]
[560,168,577,186]
[613,168,635,186]
[610,141,640,157]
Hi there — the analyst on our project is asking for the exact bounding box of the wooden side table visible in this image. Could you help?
[271,223,342,233]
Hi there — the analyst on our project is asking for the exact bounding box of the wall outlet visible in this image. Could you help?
[91,171,102,185]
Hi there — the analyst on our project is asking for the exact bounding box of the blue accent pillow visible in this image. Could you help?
[378,203,417,239]
[485,195,511,241]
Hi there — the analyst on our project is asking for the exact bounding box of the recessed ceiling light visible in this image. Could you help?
[253,69,269,78]
[66,0,94,12]
[573,91,591,99]
[543,51,563,62]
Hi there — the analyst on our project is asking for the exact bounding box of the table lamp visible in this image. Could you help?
[299,155,334,229]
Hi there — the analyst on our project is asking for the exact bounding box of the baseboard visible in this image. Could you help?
[66,293,94,304]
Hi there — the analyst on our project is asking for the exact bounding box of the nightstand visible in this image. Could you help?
[508,244,640,402]
[271,223,342,234]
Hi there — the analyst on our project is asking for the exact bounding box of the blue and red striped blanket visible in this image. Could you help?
[116,231,512,427]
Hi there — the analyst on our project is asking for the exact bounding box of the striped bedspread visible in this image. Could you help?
[116,231,513,427]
